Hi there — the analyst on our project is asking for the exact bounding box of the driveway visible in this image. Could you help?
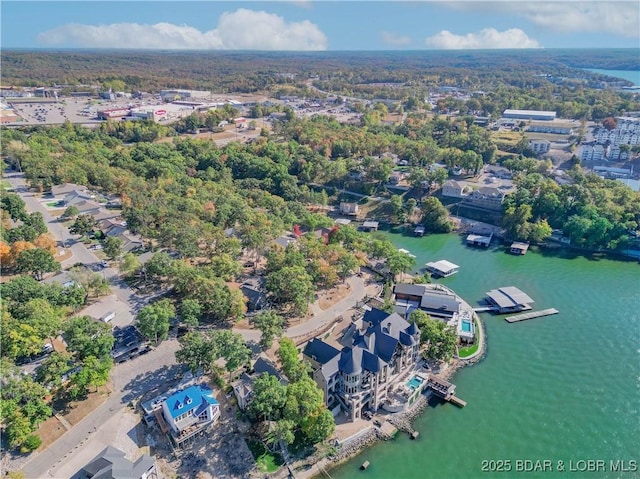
[233,275,366,342]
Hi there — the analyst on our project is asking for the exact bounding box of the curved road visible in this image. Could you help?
[233,275,365,343]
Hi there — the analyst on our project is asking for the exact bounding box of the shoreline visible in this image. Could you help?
[301,310,488,479]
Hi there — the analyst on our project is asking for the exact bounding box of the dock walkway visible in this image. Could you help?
[473,306,496,313]
[505,308,559,323]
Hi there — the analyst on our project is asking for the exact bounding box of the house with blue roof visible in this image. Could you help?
[303,308,422,422]
[160,384,220,446]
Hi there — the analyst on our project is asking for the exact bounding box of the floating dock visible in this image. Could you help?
[505,308,559,323]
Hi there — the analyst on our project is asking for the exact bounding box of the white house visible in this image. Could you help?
[161,384,220,445]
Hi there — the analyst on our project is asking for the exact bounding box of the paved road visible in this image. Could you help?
[23,340,182,479]
[233,276,365,343]
[4,172,149,323]
[4,171,174,477]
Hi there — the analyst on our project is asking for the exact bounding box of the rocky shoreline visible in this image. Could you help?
[320,314,488,477]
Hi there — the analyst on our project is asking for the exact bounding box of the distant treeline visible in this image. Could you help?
[2,49,638,93]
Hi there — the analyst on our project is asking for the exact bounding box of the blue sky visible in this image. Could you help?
[2,1,639,50]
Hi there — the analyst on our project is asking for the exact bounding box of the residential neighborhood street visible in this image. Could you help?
[4,171,144,324]
[22,340,182,479]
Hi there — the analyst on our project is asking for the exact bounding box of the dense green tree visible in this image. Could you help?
[137,299,175,344]
[266,265,314,315]
[35,352,74,391]
[284,375,335,443]
[119,252,141,275]
[69,214,96,236]
[67,356,112,399]
[248,373,287,422]
[103,236,123,261]
[143,252,175,282]
[276,337,307,383]
[64,316,114,360]
[1,368,52,451]
[15,248,60,280]
[387,250,416,279]
[23,213,47,237]
[215,330,251,375]
[1,193,27,221]
[421,197,454,233]
[179,298,202,328]
[411,313,457,361]
[62,205,79,219]
[175,331,218,375]
[251,310,286,349]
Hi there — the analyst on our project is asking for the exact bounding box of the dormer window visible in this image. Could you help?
[185,395,192,405]
[176,401,183,409]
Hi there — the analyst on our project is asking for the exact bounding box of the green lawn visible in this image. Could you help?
[1,180,12,191]
[247,440,283,473]
[458,342,479,358]
[458,318,480,358]
[46,200,64,207]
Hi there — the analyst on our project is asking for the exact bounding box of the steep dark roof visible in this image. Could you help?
[362,350,385,373]
[399,331,416,347]
[253,357,281,379]
[339,347,363,374]
[303,338,340,365]
[393,283,427,297]
[362,307,390,327]
[406,322,420,336]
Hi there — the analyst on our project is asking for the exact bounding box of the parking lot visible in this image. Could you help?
[9,98,103,125]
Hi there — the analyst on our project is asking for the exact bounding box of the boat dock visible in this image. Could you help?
[449,396,467,408]
[505,308,559,323]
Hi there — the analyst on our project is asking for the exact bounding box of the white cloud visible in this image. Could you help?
[381,31,411,47]
[508,2,639,38]
[425,28,541,49]
[444,2,639,38]
[37,8,328,50]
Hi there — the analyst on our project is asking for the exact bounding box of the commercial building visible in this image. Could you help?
[529,139,550,155]
[503,109,556,121]
[97,107,130,120]
[579,145,605,162]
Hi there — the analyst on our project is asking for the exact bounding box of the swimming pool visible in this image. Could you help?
[461,319,472,333]
[406,376,423,390]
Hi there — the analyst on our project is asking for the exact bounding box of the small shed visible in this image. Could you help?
[467,233,492,248]
[362,221,379,232]
[414,226,425,237]
[510,242,529,255]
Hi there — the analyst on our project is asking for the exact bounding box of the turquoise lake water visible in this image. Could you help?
[585,69,640,86]
[330,233,640,479]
